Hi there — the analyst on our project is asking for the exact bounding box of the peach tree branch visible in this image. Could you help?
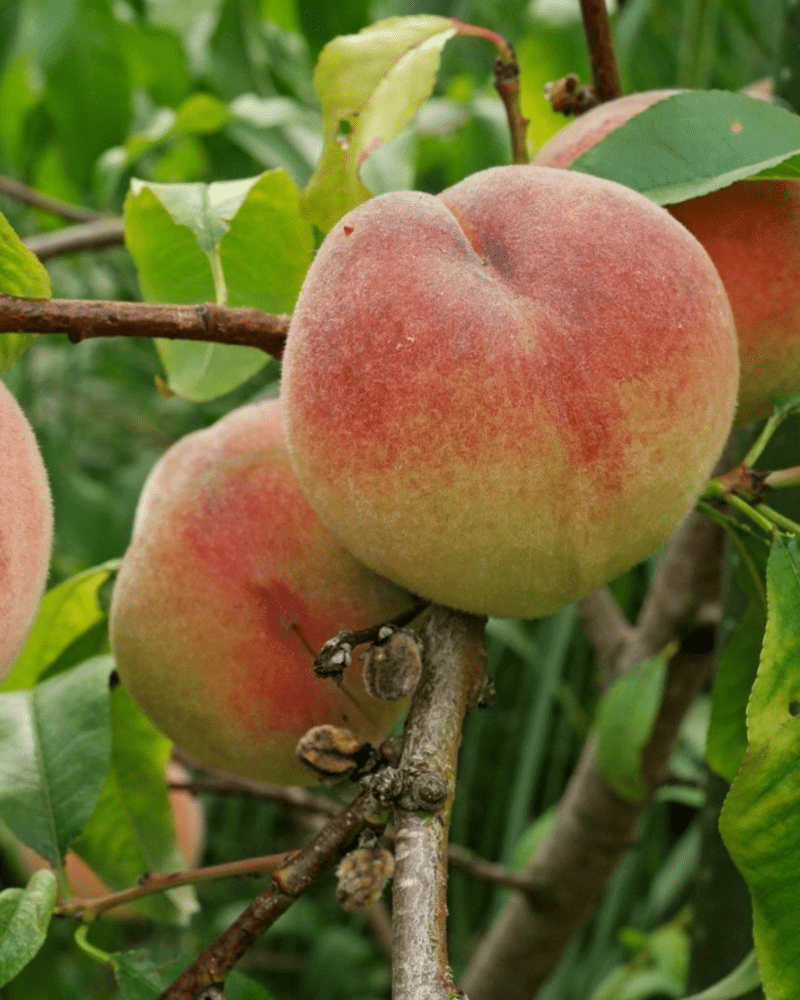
[578,0,623,102]
[0,175,108,223]
[56,851,297,921]
[156,787,383,1000]
[24,218,125,260]
[0,295,289,360]
[391,604,487,1000]
[451,21,529,164]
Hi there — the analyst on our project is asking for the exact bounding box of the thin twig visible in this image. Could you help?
[0,295,289,360]
[56,852,297,920]
[392,605,487,1000]
[450,20,529,163]
[170,766,547,897]
[158,788,382,1000]
[578,0,623,102]
[24,218,125,260]
[0,175,107,223]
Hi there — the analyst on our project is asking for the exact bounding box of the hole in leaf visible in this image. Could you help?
[789,701,800,717]
[336,119,353,149]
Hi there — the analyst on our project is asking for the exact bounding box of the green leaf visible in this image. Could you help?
[41,0,131,186]
[719,537,800,999]
[0,871,57,988]
[112,949,171,1000]
[1,562,118,692]
[745,536,800,746]
[125,170,311,400]
[218,169,314,312]
[111,952,274,1000]
[570,91,800,205]
[706,598,766,782]
[0,210,51,371]
[302,15,457,231]
[595,646,672,802]
[71,686,197,923]
[124,185,216,302]
[0,656,113,864]
[681,951,760,1000]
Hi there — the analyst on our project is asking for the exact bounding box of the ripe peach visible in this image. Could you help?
[18,764,205,917]
[533,89,800,426]
[109,400,415,785]
[281,165,738,619]
[0,381,53,679]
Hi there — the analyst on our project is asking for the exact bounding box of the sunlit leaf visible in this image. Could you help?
[125,170,311,400]
[1,561,118,692]
[0,210,51,371]
[302,15,457,231]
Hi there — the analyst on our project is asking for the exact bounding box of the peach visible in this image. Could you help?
[109,400,415,785]
[18,764,205,917]
[0,381,53,679]
[533,89,800,426]
[281,165,738,619]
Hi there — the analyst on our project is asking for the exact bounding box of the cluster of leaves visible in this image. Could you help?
[0,1,799,999]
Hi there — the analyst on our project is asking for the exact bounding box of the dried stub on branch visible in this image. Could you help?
[295,724,373,783]
[336,840,395,911]
[361,626,423,700]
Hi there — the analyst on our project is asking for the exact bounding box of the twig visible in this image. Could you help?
[0,295,289,360]
[170,768,550,898]
[24,218,125,259]
[578,0,623,102]
[314,598,429,678]
[392,604,487,1000]
[0,175,107,223]
[450,20,529,164]
[56,852,296,920]
[461,508,725,1000]
[157,788,382,1000]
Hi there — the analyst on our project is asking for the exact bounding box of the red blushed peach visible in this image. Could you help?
[281,165,738,619]
[110,400,415,785]
[0,381,53,679]
[533,89,800,427]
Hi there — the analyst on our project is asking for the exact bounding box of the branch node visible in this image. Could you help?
[398,764,450,814]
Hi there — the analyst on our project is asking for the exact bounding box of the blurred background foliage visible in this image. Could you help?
[0,0,787,997]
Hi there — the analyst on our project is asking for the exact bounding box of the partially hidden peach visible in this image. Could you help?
[18,763,205,917]
[281,164,738,619]
[533,89,800,426]
[0,381,53,679]
[109,400,415,785]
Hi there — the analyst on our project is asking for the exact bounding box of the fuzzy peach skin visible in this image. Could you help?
[281,165,738,619]
[18,764,205,918]
[533,90,800,427]
[110,400,415,785]
[0,381,53,678]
